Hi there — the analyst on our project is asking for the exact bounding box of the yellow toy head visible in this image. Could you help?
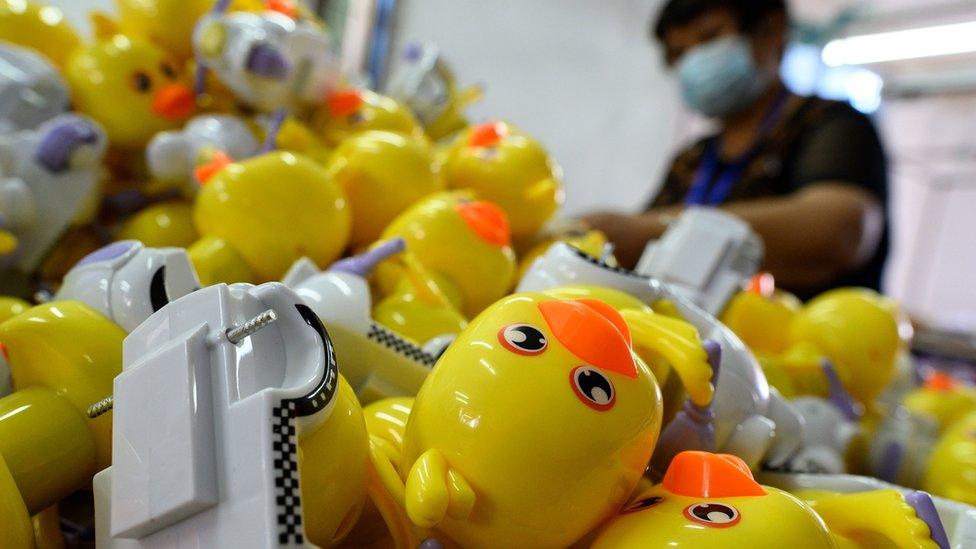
[399,293,663,547]
[437,120,564,239]
[66,34,194,149]
[379,191,516,317]
[924,409,976,506]
[313,89,425,146]
[300,375,369,547]
[592,451,835,548]
[721,276,801,356]
[0,0,81,67]
[192,151,351,284]
[903,372,976,433]
[789,288,901,406]
[115,0,213,60]
[0,300,125,514]
[325,130,443,247]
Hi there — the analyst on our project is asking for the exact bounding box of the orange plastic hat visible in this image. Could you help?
[266,0,298,18]
[468,120,508,148]
[327,89,364,118]
[455,200,511,247]
[663,451,767,498]
[538,299,636,378]
[193,150,233,184]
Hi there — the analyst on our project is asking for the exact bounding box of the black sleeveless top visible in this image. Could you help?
[650,95,889,300]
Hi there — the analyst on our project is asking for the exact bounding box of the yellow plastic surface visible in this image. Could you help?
[326,130,443,247]
[66,34,190,149]
[437,122,564,239]
[313,89,425,146]
[193,151,351,282]
[373,277,468,344]
[0,301,124,473]
[721,290,800,355]
[924,410,976,505]
[379,191,516,317]
[903,383,976,433]
[397,293,663,548]
[0,297,29,324]
[516,231,608,281]
[0,386,96,514]
[0,451,33,549]
[115,0,212,59]
[0,0,81,67]
[592,482,835,548]
[116,200,198,248]
[187,234,257,286]
[789,288,901,406]
[808,490,938,548]
[300,376,369,547]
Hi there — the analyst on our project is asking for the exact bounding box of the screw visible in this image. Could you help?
[87,395,114,418]
[226,309,278,344]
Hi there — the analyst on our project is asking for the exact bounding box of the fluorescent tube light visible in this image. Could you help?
[822,21,976,66]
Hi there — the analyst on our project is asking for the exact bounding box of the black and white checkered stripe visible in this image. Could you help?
[270,304,340,545]
[367,322,438,367]
[568,245,648,278]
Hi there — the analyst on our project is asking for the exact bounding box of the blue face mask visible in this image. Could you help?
[677,35,771,119]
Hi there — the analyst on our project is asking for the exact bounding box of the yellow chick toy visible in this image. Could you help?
[592,451,944,548]
[113,0,214,61]
[923,409,976,505]
[378,191,516,318]
[0,301,124,548]
[313,88,426,147]
[387,293,669,548]
[325,130,444,247]
[0,0,81,68]
[189,151,351,285]
[437,120,565,240]
[788,288,901,408]
[66,32,195,150]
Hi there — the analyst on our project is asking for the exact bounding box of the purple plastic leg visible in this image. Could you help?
[647,339,721,478]
[330,238,406,277]
[35,117,98,173]
[907,491,950,549]
[246,43,290,80]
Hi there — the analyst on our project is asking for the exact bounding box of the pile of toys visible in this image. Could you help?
[1,1,975,547]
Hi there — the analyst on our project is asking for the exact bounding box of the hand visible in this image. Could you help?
[579,211,667,268]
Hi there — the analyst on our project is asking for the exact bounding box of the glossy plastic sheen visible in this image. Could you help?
[314,89,425,146]
[0,0,81,67]
[0,386,96,513]
[116,0,213,59]
[396,293,664,548]
[0,451,32,548]
[193,152,351,283]
[300,376,370,547]
[924,410,976,505]
[325,130,444,247]
[116,201,198,249]
[379,191,516,317]
[66,34,192,149]
[437,121,564,238]
[789,288,901,406]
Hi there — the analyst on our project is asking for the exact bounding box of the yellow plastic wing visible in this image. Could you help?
[621,309,713,407]
[404,448,475,528]
[809,490,939,549]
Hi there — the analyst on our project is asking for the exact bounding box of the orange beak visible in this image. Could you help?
[925,371,957,392]
[152,84,195,120]
[468,120,508,148]
[663,451,766,498]
[455,200,510,247]
[538,298,636,378]
[327,89,364,118]
[193,150,233,185]
[266,0,298,18]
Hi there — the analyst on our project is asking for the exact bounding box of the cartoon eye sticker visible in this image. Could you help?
[683,502,740,528]
[498,324,548,356]
[570,366,615,411]
[131,71,153,93]
[624,496,664,513]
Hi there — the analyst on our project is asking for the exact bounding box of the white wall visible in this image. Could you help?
[391,0,684,216]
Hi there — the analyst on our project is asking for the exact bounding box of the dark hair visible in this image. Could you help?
[652,0,788,41]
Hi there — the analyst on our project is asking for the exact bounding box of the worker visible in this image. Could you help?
[583,0,888,299]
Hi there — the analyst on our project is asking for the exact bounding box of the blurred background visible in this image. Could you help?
[51,0,976,339]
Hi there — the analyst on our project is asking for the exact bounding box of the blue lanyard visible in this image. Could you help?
[685,91,790,206]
